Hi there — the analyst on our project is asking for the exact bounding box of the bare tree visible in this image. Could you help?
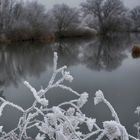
[0,0,51,42]
[12,1,24,20]
[81,0,126,34]
[3,0,49,41]
[51,4,80,36]
[23,1,48,39]
[131,6,140,32]
[0,0,16,34]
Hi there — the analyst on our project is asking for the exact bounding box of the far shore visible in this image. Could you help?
[0,30,139,45]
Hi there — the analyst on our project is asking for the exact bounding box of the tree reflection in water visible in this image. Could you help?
[55,34,140,71]
[79,35,130,71]
[0,43,53,88]
[0,34,140,89]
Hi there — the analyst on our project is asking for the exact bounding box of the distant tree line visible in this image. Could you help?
[81,0,140,34]
[0,0,48,42]
[0,0,140,42]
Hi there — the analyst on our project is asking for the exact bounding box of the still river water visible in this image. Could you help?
[0,34,140,138]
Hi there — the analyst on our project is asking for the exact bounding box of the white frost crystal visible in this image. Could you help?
[53,106,63,115]
[77,92,89,108]
[39,98,49,106]
[64,71,74,82]
[36,133,45,140]
[66,108,75,116]
[103,121,128,140]
[86,118,96,131]
[56,131,67,140]
[0,102,7,117]
[47,113,57,126]
[0,126,3,133]
[135,106,140,115]
[94,90,104,105]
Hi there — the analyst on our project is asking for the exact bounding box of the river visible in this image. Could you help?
[0,33,140,138]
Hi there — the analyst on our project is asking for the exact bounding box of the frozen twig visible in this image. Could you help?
[0,52,138,140]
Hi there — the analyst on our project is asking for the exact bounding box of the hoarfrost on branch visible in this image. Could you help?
[0,52,138,140]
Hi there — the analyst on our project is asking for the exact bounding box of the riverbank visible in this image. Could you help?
[0,30,139,45]
[0,34,56,44]
[0,29,97,44]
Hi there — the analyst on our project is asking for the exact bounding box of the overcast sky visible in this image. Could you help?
[39,0,140,10]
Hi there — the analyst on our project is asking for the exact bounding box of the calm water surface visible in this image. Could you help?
[0,34,140,138]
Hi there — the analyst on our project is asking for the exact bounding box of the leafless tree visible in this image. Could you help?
[22,1,48,39]
[51,4,80,36]
[0,0,50,41]
[0,0,49,41]
[81,0,126,34]
[131,6,140,32]
[0,0,16,34]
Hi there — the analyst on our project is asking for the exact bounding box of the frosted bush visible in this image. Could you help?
[94,90,105,105]
[0,52,138,140]
[77,92,89,108]
[135,106,140,115]
[103,121,128,140]
[36,133,45,140]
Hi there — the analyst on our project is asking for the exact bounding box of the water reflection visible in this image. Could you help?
[0,34,140,89]
[78,35,129,71]
[56,34,140,71]
[0,34,140,137]
[0,43,54,88]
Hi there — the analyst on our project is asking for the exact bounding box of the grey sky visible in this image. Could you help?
[39,0,140,10]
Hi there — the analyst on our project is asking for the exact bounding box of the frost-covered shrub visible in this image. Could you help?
[0,52,138,140]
